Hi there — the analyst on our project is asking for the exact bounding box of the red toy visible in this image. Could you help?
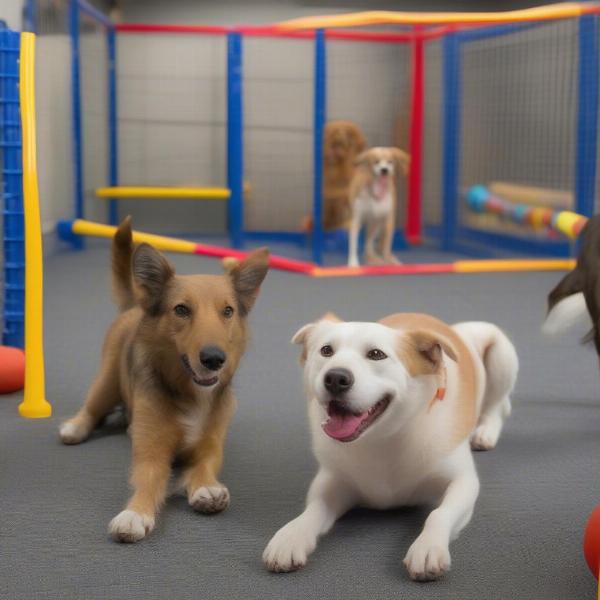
[0,346,25,394]
[584,505,600,580]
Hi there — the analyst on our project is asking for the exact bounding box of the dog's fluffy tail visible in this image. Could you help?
[542,291,590,336]
[112,216,135,312]
[543,267,591,337]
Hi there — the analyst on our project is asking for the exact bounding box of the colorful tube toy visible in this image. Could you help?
[466,185,588,239]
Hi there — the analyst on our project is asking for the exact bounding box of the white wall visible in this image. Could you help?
[1,0,23,30]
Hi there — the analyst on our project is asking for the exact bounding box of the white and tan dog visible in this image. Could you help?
[263,313,518,581]
[347,147,410,267]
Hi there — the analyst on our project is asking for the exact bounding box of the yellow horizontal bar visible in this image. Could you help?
[96,186,231,199]
[455,259,576,273]
[71,219,197,254]
[277,2,589,29]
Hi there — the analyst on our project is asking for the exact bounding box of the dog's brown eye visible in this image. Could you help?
[367,349,387,361]
[223,305,234,318]
[174,304,191,318]
[320,345,334,357]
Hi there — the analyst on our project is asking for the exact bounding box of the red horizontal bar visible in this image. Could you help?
[116,22,412,43]
[192,243,315,275]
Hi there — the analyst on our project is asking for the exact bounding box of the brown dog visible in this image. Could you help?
[302,120,367,231]
[59,218,269,543]
[347,146,410,267]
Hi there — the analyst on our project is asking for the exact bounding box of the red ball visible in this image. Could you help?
[584,505,600,580]
[0,346,25,394]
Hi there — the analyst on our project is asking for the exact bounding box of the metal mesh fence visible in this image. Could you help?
[328,39,411,229]
[458,19,579,238]
[116,33,227,233]
[243,37,313,232]
[79,13,109,223]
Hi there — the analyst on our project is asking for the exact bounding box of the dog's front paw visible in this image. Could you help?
[189,485,230,514]
[263,519,316,573]
[470,417,502,451]
[109,510,155,543]
[347,258,360,268]
[403,535,451,582]
[59,420,90,445]
[383,254,401,265]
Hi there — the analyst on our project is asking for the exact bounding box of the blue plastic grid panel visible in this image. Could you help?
[457,19,578,241]
[243,36,313,232]
[0,31,24,348]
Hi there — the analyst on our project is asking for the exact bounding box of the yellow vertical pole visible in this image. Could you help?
[18,33,51,418]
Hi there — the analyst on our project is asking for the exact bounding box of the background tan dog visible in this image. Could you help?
[347,146,410,267]
[59,218,269,543]
[302,120,367,232]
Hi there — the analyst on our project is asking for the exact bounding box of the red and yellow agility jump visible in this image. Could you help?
[58,219,578,278]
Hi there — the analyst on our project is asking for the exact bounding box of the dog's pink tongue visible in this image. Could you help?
[373,176,389,200]
[323,409,366,440]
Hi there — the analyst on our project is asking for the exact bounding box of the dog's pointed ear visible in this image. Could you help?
[391,148,410,176]
[401,329,457,376]
[228,247,269,316]
[132,243,175,315]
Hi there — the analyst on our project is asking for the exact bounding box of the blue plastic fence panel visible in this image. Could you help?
[441,32,460,252]
[227,32,244,249]
[0,31,25,348]
[312,29,326,265]
[575,14,599,219]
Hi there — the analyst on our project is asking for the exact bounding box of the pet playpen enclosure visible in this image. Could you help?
[49,1,599,265]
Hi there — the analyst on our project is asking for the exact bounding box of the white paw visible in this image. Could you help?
[403,535,451,581]
[189,485,230,514]
[263,518,316,573]
[383,254,401,265]
[109,510,155,543]
[59,421,89,445]
[348,258,360,268]
[470,418,502,451]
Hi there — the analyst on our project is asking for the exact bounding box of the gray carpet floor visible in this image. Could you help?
[2,242,600,599]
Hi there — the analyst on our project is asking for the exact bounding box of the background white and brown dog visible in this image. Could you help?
[347,147,410,267]
[263,313,518,581]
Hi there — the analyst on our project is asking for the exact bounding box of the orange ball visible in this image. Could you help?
[584,505,600,580]
[0,346,25,394]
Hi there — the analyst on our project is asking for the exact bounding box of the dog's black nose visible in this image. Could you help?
[324,368,354,395]
[200,346,226,371]
[380,166,389,175]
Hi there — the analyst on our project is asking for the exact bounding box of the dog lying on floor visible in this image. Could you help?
[302,120,367,232]
[347,146,410,267]
[543,214,600,355]
[59,217,269,542]
[263,313,517,581]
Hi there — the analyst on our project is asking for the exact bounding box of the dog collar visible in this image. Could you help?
[427,365,447,413]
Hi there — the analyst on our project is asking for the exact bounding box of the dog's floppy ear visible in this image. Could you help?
[401,329,457,376]
[354,149,371,167]
[292,313,342,364]
[391,148,410,176]
[132,243,175,315]
[228,247,270,317]
[348,124,367,155]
